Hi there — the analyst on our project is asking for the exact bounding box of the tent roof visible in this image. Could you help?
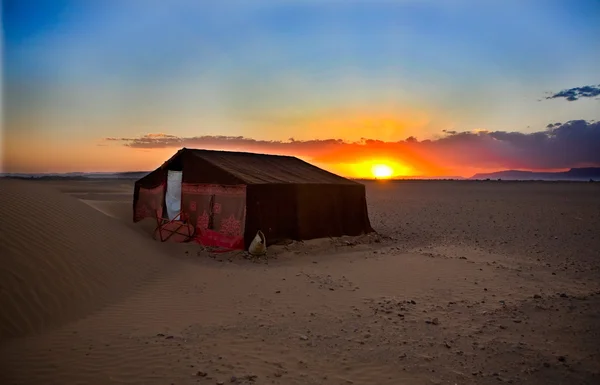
[184,148,359,185]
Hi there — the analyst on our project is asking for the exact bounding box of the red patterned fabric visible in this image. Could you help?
[220,214,242,236]
[182,184,246,196]
[134,183,165,221]
[181,183,247,250]
[198,229,245,250]
[197,209,209,230]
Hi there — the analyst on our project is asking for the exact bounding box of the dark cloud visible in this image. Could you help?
[106,120,600,173]
[442,129,458,135]
[545,85,600,101]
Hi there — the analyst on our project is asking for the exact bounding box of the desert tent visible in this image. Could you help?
[133,148,373,249]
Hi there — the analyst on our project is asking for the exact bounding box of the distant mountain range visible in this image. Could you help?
[469,167,600,181]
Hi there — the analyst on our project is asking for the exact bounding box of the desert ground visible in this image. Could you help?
[1,178,599,385]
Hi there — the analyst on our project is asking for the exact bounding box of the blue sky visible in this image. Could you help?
[3,0,600,174]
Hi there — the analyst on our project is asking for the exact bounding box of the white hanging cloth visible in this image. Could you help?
[165,170,183,220]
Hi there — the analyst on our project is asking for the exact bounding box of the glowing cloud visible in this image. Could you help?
[98,120,600,178]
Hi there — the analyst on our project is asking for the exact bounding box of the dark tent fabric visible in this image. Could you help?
[133,148,373,248]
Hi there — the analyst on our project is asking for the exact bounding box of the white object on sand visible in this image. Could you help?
[249,230,267,256]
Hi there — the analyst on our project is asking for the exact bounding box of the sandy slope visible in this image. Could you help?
[1,179,599,385]
[0,180,169,341]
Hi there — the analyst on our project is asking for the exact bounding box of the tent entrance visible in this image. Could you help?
[133,176,194,242]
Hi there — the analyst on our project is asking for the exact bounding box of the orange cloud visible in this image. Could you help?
[100,119,600,178]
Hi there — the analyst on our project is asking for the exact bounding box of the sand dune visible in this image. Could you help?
[0,180,168,341]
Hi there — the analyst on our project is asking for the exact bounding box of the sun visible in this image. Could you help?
[348,159,413,179]
[372,164,394,179]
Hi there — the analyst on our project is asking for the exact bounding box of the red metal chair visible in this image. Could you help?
[154,210,195,242]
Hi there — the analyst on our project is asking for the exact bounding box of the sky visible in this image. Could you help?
[2,0,600,178]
